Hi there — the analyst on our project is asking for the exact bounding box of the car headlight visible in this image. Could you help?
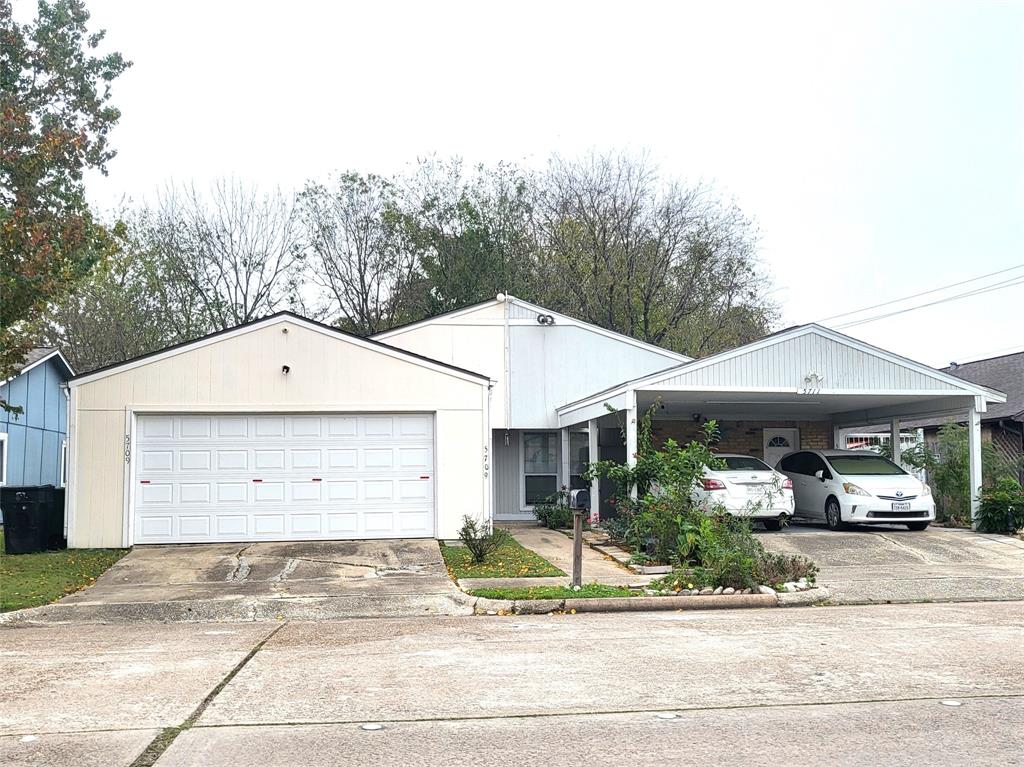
[842,482,871,496]
[920,483,932,497]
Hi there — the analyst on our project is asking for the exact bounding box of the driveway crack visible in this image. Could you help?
[871,532,936,564]
[226,544,254,582]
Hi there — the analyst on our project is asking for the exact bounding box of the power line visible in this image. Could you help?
[834,274,1024,330]
[815,262,1024,323]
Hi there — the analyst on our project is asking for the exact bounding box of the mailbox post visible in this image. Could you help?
[572,508,585,588]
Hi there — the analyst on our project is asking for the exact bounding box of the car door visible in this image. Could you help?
[801,453,833,519]
[779,453,811,514]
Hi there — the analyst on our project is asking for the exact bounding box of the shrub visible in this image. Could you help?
[976,477,1024,534]
[457,516,511,564]
[756,551,818,586]
[532,489,575,529]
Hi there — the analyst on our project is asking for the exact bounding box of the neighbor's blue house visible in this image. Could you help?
[1,348,74,491]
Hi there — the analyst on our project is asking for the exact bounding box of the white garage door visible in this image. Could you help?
[133,413,435,543]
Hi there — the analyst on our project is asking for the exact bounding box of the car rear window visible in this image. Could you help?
[721,456,772,471]
[827,455,907,476]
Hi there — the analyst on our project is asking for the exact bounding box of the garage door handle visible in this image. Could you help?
[311,478,322,482]
[252,479,263,483]
[420,475,430,479]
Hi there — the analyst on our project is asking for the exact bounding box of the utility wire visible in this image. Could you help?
[815,262,1024,323]
[834,274,1024,329]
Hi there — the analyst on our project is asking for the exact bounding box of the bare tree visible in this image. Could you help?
[534,151,775,355]
[152,180,305,330]
[298,173,417,335]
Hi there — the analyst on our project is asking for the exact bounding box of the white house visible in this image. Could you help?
[65,296,1004,548]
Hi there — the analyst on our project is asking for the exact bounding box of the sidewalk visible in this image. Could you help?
[459,524,653,591]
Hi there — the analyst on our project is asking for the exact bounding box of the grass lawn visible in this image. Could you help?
[0,531,128,612]
[441,537,565,579]
[467,584,636,600]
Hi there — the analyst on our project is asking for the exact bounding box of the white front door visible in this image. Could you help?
[763,428,799,469]
[133,413,435,543]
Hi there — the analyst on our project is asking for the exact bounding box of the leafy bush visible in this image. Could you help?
[901,423,1024,526]
[458,516,512,564]
[532,489,576,529]
[976,477,1024,534]
[756,551,818,586]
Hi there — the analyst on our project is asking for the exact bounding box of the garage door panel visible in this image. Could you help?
[134,413,435,543]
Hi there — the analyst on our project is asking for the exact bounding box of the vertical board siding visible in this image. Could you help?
[659,332,960,392]
[492,429,521,519]
[0,358,69,487]
[510,323,681,427]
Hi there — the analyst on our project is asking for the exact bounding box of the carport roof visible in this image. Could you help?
[69,311,492,386]
[558,324,1006,416]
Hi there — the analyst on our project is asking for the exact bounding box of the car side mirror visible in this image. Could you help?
[814,470,825,481]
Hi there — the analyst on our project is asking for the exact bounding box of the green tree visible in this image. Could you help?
[0,0,129,400]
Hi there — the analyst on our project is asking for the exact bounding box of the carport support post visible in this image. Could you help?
[625,391,638,501]
[890,418,902,465]
[968,401,983,526]
[588,419,600,525]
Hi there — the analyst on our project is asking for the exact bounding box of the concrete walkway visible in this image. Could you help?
[460,524,648,591]
[758,523,1024,604]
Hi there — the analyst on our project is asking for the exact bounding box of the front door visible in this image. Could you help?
[763,428,799,469]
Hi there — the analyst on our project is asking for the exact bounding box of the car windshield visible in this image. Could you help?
[827,454,907,476]
[721,456,772,471]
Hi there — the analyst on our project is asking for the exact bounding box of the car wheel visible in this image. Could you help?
[906,521,930,531]
[762,515,788,531]
[824,499,844,531]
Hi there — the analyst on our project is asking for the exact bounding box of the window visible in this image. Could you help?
[828,454,906,476]
[722,456,772,471]
[767,436,791,449]
[569,432,590,490]
[0,432,7,485]
[779,452,804,473]
[523,432,558,506]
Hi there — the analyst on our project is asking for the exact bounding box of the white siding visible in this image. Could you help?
[69,319,488,548]
[657,332,963,392]
[510,324,678,427]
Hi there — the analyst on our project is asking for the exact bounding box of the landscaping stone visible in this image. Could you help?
[699,587,714,595]
[723,587,735,595]
[712,586,724,595]
[758,585,776,596]
[781,582,799,593]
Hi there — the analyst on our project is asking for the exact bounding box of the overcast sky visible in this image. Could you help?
[24,0,1024,367]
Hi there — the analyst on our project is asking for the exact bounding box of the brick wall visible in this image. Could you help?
[651,419,832,459]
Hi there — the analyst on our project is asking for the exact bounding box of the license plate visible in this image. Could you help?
[891,502,911,512]
[746,485,765,495]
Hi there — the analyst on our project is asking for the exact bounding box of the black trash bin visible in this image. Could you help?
[1,485,66,554]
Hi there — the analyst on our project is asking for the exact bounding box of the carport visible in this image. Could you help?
[556,325,1006,522]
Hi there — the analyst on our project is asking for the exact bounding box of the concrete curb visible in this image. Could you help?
[471,592,781,615]
[777,587,831,607]
[0,592,475,625]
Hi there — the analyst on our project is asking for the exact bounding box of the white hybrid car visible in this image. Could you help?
[691,454,795,530]
[776,449,935,531]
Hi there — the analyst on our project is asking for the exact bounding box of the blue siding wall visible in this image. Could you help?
[1,358,69,487]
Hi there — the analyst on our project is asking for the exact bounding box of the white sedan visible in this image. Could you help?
[691,454,795,530]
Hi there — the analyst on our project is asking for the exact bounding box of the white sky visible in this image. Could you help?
[22,0,1024,367]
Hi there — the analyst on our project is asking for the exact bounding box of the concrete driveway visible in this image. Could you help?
[7,539,472,623]
[758,523,1024,604]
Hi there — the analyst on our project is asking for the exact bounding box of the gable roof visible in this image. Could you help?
[2,348,74,386]
[69,311,491,387]
[372,295,693,364]
[557,323,1006,414]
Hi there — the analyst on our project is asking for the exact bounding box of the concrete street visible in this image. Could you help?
[2,601,1022,766]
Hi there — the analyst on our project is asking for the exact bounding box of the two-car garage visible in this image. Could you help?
[133,413,436,544]
[66,313,490,548]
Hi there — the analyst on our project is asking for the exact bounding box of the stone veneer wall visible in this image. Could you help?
[651,419,832,460]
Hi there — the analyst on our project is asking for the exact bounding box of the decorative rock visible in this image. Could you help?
[723,587,735,595]
[712,586,724,595]
[741,588,752,595]
[699,587,714,595]
[644,589,659,596]
[757,585,776,595]
[781,582,799,593]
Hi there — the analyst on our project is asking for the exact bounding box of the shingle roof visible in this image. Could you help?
[13,347,57,374]
[943,351,1024,421]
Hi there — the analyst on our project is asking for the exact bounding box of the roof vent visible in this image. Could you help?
[949,362,959,370]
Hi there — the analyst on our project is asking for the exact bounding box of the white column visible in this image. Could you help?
[588,418,600,524]
[560,427,571,495]
[890,417,902,465]
[968,402,983,526]
[625,390,638,499]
